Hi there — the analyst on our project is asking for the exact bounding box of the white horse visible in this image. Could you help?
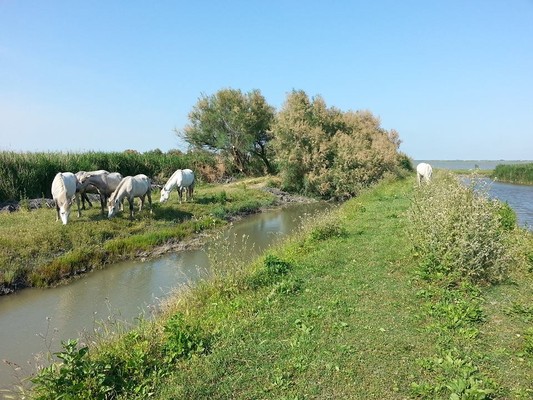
[159,169,195,204]
[51,172,81,225]
[108,174,152,219]
[79,171,123,215]
[75,170,107,210]
[416,162,433,186]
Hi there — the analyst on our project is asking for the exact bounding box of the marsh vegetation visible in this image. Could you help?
[493,163,533,185]
[18,174,533,399]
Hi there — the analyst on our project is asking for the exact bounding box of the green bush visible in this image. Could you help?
[30,314,211,399]
[31,339,114,400]
[408,172,516,284]
[309,221,348,241]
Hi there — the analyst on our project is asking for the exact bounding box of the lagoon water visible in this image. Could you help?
[415,159,533,171]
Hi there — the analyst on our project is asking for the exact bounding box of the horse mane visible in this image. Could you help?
[109,177,128,202]
[164,169,183,191]
[53,173,68,203]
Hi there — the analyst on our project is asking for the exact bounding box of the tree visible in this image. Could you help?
[272,90,406,198]
[177,89,275,174]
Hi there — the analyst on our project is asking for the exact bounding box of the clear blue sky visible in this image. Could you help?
[1,1,532,160]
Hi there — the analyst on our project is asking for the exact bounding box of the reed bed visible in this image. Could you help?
[0,150,218,201]
[492,163,533,185]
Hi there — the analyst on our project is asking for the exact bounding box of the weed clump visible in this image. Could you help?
[30,313,211,399]
[247,254,293,289]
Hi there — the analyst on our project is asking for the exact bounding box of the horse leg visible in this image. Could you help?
[128,197,135,219]
[79,191,85,210]
[56,204,60,222]
[99,193,106,215]
[83,192,92,209]
[147,191,152,214]
[75,193,81,218]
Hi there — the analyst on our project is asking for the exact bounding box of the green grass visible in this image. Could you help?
[22,176,533,399]
[0,179,276,291]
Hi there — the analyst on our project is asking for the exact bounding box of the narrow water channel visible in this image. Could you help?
[0,202,330,390]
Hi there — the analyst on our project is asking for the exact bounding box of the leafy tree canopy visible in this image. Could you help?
[178,88,275,175]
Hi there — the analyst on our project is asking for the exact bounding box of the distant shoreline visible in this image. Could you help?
[414,160,533,171]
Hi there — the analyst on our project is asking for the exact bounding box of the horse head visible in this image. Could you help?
[107,198,121,218]
[58,202,72,225]
[159,187,170,203]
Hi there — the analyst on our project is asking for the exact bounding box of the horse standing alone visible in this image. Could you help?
[108,174,152,219]
[416,162,433,186]
[51,172,81,225]
[159,169,195,203]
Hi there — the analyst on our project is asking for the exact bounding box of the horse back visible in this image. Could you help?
[182,169,195,187]
[52,172,77,203]
[133,174,151,195]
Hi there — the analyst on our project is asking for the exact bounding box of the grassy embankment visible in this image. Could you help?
[0,179,277,292]
[492,163,533,185]
[25,173,533,399]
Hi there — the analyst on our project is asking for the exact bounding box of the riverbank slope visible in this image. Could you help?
[25,176,533,399]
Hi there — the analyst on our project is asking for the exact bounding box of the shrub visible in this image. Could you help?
[31,339,113,399]
[408,172,516,284]
[272,91,405,199]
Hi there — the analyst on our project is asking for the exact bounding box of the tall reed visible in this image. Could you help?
[492,163,533,185]
[0,150,218,201]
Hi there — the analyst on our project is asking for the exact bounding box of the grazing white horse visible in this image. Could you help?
[416,162,433,186]
[159,168,195,204]
[108,174,152,219]
[75,170,107,210]
[51,172,81,225]
[79,171,123,215]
